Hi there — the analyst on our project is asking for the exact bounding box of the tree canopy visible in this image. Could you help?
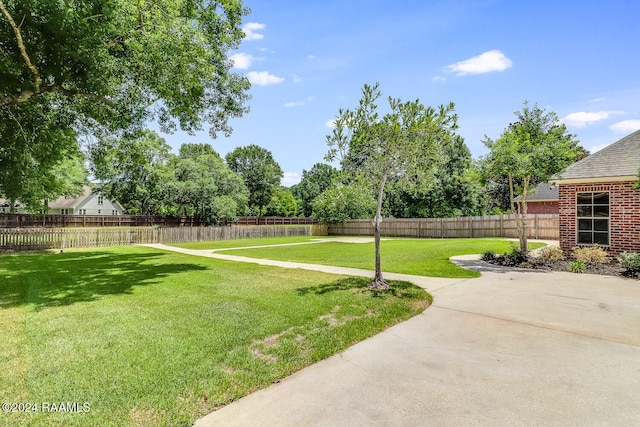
[89,130,171,215]
[384,135,483,218]
[0,0,250,135]
[291,163,338,217]
[326,83,458,289]
[0,0,250,206]
[481,101,582,253]
[225,144,283,214]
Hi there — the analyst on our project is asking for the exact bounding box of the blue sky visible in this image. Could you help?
[159,0,640,185]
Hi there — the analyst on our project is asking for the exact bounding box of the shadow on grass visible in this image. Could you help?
[0,249,207,310]
[296,277,424,299]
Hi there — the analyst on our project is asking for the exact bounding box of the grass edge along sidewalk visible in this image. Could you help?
[171,237,546,279]
[0,245,429,427]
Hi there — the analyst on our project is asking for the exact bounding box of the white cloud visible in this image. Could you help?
[609,119,640,133]
[243,22,265,41]
[325,119,336,128]
[307,54,316,60]
[247,71,284,86]
[284,96,315,108]
[432,75,447,82]
[446,50,513,76]
[229,53,253,70]
[282,172,300,186]
[589,97,606,103]
[562,111,623,128]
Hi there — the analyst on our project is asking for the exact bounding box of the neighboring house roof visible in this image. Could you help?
[0,185,124,212]
[552,129,640,183]
[48,185,94,209]
[514,183,558,202]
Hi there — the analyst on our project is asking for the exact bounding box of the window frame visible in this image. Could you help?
[575,191,610,246]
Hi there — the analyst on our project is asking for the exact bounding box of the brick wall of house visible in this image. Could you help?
[525,201,559,215]
[559,181,640,255]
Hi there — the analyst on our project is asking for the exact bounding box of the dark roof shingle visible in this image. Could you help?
[553,130,640,181]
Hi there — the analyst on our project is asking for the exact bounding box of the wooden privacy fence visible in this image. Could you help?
[328,214,559,240]
[0,225,312,251]
[0,214,316,228]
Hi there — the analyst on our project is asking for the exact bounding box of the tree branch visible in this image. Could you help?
[0,84,116,108]
[0,1,41,91]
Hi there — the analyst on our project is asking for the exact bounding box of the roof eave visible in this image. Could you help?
[552,175,639,185]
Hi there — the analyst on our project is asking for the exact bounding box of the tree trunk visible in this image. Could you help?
[518,176,530,255]
[370,172,389,290]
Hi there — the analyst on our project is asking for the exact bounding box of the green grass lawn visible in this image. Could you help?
[172,235,321,250]
[0,246,428,427]
[223,238,546,278]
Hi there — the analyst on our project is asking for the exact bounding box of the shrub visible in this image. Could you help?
[617,252,640,276]
[502,246,526,266]
[572,245,610,265]
[569,260,586,273]
[480,250,496,261]
[537,245,565,261]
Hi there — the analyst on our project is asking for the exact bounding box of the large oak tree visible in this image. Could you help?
[0,0,250,205]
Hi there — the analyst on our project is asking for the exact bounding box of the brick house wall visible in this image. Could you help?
[559,181,640,255]
[525,201,559,215]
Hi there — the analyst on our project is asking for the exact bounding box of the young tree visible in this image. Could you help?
[225,145,284,214]
[326,83,458,289]
[482,101,581,254]
[291,163,338,217]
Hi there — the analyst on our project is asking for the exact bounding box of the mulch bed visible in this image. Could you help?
[485,255,638,279]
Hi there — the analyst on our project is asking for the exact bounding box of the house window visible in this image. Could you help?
[112,210,117,215]
[97,196,104,205]
[97,210,101,215]
[576,192,609,245]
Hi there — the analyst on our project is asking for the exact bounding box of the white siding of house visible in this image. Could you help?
[76,193,123,215]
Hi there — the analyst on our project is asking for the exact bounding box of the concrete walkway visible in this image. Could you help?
[141,243,640,426]
[139,243,465,292]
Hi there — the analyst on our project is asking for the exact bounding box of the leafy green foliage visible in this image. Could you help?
[266,187,298,217]
[0,0,250,136]
[90,130,171,215]
[291,163,338,217]
[501,246,527,266]
[569,260,586,273]
[385,136,484,218]
[0,0,250,207]
[226,144,284,214]
[311,184,376,224]
[617,251,640,275]
[480,250,496,261]
[572,245,610,265]
[325,82,458,288]
[0,100,88,211]
[481,101,582,253]
[160,144,249,225]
